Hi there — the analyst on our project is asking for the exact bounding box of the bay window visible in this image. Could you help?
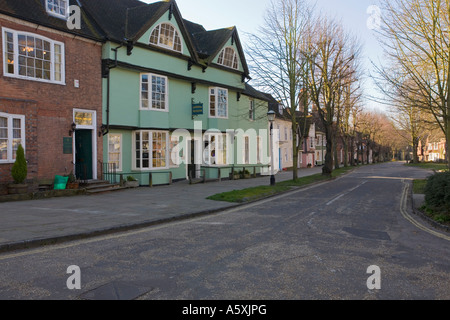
[134,131,169,170]
[203,133,227,165]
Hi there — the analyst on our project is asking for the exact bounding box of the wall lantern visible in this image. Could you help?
[69,122,77,136]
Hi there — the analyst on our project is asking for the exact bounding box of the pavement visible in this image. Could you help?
[0,167,323,253]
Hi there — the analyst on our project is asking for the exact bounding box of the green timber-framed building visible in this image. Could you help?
[81,0,270,185]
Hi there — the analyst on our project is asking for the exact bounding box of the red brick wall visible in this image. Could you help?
[0,17,103,191]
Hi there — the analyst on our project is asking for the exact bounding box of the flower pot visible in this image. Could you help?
[66,182,79,189]
[125,181,139,188]
[7,183,28,194]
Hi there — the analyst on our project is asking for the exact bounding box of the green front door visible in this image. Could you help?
[75,129,93,180]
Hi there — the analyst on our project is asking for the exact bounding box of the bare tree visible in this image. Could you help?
[389,83,437,163]
[336,65,364,167]
[373,0,450,168]
[304,17,362,176]
[246,0,314,180]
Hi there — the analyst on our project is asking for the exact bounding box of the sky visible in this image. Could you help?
[141,0,386,112]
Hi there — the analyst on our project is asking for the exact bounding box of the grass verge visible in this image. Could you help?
[412,179,427,194]
[207,165,356,203]
[406,162,448,171]
[206,185,292,203]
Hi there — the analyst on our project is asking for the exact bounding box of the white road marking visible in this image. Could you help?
[326,180,368,206]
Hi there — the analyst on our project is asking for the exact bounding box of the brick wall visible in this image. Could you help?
[0,17,103,192]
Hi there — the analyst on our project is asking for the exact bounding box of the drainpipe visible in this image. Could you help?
[103,44,123,137]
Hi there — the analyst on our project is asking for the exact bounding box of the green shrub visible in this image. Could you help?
[11,144,27,184]
[424,171,450,214]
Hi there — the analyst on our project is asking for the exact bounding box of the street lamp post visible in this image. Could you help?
[268,110,276,186]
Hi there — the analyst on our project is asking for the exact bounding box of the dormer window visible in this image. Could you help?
[46,0,69,19]
[149,23,182,53]
[217,47,238,70]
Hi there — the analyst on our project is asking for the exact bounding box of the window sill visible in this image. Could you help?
[208,116,228,120]
[3,73,65,86]
[139,108,169,113]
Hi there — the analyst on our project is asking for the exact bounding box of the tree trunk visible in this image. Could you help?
[292,121,299,180]
[412,137,419,164]
[366,143,370,164]
[349,136,355,166]
[446,124,450,169]
[333,134,340,170]
[323,124,334,176]
[343,135,349,167]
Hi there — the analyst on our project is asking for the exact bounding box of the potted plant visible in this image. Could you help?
[231,171,240,180]
[240,169,251,179]
[66,171,79,189]
[125,176,139,188]
[7,144,28,194]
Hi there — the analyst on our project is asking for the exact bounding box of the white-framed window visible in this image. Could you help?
[203,133,227,166]
[257,136,262,164]
[217,47,238,70]
[46,0,69,19]
[249,99,255,121]
[0,112,25,163]
[209,87,228,118]
[149,23,182,53]
[169,135,183,168]
[244,136,250,164]
[140,74,168,111]
[2,27,65,84]
[108,134,122,172]
[134,131,169,170]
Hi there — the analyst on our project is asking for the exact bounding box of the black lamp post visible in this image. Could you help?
[267,110,276,186]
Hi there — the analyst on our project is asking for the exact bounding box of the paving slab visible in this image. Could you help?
[0,168,322,252]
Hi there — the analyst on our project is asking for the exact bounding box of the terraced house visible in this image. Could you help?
[0,0,270,192]
[81,0,270,186]
[0,0,104,194]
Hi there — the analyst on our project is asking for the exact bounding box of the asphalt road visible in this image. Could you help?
[0,162,448,301]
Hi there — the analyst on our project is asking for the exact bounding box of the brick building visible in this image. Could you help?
[0,0,104,193]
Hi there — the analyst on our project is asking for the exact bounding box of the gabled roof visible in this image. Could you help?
[188,26,249,76]
[80,0,249,75]
[0,0,250,77]
[123,0,200,61]
[0,0,104,41]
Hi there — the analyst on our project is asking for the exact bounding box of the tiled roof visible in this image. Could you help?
[0,0,104,41]
[0,0,250,75]
[243,83,270,101]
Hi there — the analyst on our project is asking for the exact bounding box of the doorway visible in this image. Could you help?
[75,129,93,180]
